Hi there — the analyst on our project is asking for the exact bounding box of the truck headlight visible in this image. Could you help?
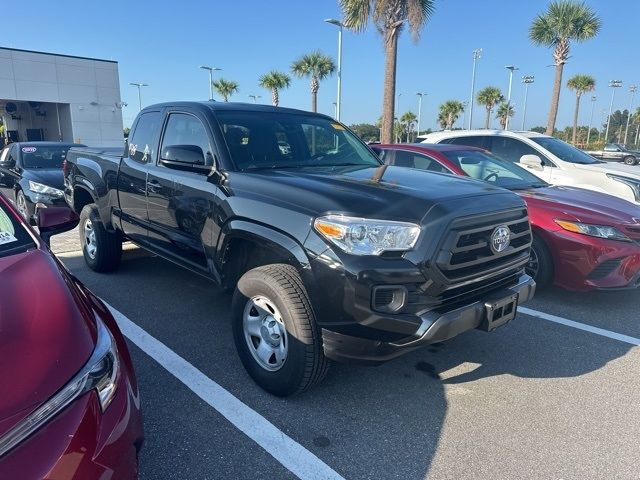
[554,219,631,242]
[606,174,640,202]
[314,215,421,255]
[0,317,120,457]
[28,181,64,197]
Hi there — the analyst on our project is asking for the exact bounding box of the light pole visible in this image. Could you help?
[325,19,344,121]
[416,92,426,137]
[605,80,623,143]
[504,65,519,130]
[129,82,148,112]
[468,48,482,130]
[248,94,261,103]
[332,102,337,118]
[587,95,596,145]
[199,65,221,101]
[521,75,534,131]
[623,85,637,144]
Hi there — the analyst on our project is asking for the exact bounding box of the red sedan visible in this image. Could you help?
[373,144,640,291]
[0,193,143,478]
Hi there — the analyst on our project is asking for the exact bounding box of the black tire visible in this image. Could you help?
[79,204,122,272]
[623,156,636,166]
[526,234,553,289]
[232,264,329,396]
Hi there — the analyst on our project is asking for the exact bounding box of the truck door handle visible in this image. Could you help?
[147,180,162,193]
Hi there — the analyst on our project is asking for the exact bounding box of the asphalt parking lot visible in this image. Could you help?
[39,229,638,480]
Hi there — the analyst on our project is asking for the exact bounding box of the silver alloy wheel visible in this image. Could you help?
[83,218,97,259]
[16,193,28,220]
[526,248,539,280]
[243,296,288,372]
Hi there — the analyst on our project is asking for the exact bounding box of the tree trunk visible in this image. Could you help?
[311,77,319,112]
[572,93,581,144]
[546,63,564,135]
[381,29,399,143]
[272,88,279,107]
[484,106,491,129]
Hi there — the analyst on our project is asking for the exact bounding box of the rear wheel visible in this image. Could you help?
[79,204,122,272]
[623,156,637,166]
[232,264,329,396]
[526,234,554,289]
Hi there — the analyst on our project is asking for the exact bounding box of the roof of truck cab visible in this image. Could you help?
[142,101,332,118]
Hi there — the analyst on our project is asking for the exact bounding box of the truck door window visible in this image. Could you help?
[129,111,162,164]
[160,113,211,164]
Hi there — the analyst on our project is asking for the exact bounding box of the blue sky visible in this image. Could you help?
[8,1,639,130]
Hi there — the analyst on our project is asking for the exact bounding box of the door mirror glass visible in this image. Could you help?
[519,154,544,171]
[162,144,205,165]
[36,206,79,246]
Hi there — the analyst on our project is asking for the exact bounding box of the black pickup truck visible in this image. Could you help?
[64,102,536,396]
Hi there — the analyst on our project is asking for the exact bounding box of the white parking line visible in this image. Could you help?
[520,307,640,346]
[104,302,345,480]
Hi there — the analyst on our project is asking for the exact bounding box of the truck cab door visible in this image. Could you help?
[117,110,163,244]
[146,110,218,274]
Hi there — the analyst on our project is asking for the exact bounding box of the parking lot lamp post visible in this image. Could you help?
[505,65,519,130]
[248,94,261,104]
[587,95,596,145]
[605,80,623,142]
[199,66,221,101]
[521,75,535,130]
[623,85,637,144]
[416,93,426,137]
[468,49,482,130]
[129,83,148,112]
[325,19,344,121]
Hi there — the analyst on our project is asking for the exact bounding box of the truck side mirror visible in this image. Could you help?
[519,154,544,171]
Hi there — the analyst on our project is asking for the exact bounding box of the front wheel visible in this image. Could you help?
[79,204,122,272]
[232,264,329,396]
[15,190,30,221]
[623,156,637,166]
[525,234,554,289]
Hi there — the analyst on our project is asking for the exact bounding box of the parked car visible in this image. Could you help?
[64,102,535,396]
[373,144,640,291]
[585,143,640,165]
[420,130,640,206]
[0,193,143,478]
[0,142,84,222]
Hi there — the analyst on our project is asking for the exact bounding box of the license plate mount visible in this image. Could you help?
[481,292,518,332]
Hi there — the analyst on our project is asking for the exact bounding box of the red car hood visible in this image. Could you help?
[519,185,640,232]
[0,249,96,437]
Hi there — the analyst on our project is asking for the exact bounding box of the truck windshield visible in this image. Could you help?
[531,137,601,165]
[442,149,548,190]
[215,111,382,170]
[21,145,73,169]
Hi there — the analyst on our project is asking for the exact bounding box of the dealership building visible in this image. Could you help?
[0,47,124,147]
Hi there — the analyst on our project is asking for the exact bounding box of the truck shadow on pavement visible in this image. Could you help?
[59,250,635,480]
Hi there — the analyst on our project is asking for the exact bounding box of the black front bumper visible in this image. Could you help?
[322,274,536,365]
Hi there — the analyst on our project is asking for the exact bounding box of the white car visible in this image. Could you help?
[419,130,640,205]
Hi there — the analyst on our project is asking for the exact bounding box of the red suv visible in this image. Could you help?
[373,144,640,291]
[0,194,143,478]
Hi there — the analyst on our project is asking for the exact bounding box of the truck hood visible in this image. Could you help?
[519,185,640,226]
[0,249,96,437]
[229,165,522,221]
[579,161,640,179]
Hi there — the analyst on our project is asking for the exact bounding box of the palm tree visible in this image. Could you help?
[291,51,335,112]
[438,100,465,130]
[340,0,435,143]
[212,78,239,102]
[400,111,417,141]
[476,87,504,129]
[566,74,596,144]
[529,1,601,135]
[258,71,291,107]
[496,102,515,130]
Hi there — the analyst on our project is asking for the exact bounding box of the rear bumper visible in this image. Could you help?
[322,274,536,365]
[547,230,640,291]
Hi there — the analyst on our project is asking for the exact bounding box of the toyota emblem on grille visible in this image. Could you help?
[490,226,511,253]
